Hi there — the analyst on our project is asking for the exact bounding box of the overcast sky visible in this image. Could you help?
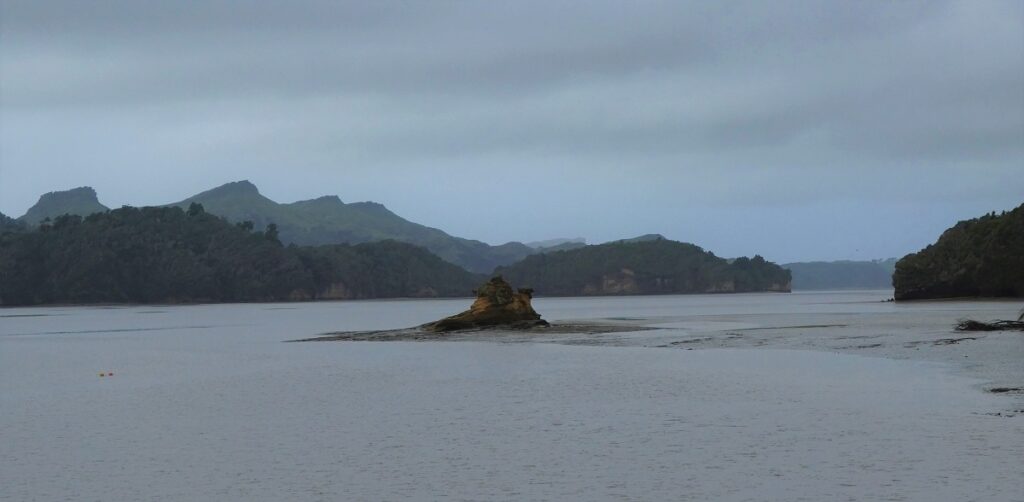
[1,1,1021,262]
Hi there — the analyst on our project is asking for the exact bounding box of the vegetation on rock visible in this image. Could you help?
[496,237,791,296]
[423,276,548,332]
[894,204,1024,300]
[0,204,479,306]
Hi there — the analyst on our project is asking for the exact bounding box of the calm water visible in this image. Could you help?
[2,292,1022,501]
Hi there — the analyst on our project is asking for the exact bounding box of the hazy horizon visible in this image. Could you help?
[2,1,1022,263]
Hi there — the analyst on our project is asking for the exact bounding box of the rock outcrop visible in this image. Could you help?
[423,276,549,332]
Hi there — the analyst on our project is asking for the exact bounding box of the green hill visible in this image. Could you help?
[169,180,533,273]
[894,204,1024,300]
[783,259,896,290]
[0,204,480,306]
[496,237,791,296]
[17,187,109,225]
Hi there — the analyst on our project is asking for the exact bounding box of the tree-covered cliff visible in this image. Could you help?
[0,204,479,306]
[495,238,791,296]
[893,204,1024,300]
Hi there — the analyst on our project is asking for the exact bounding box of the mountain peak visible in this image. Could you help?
[205,180,260,197]
[19,186,109,225]
[42,186,99,201]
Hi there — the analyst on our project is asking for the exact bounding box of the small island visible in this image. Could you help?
[422,276,549,332]
[292,276,657,342]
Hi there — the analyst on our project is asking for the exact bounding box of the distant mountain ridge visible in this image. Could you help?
[782,259,896,290]
[15,181,536,273]
[168,180,534,273]
[526,237,586,249]
[18,187,109,226]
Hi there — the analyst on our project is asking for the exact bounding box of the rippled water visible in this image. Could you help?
[2,292,1022,501]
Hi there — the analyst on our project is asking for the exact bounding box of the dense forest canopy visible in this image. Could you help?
[894,204,1024,300]
[496,238,791,296]
[0,204,479,306]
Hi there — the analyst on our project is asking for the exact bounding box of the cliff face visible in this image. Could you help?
[894,204,1024,300]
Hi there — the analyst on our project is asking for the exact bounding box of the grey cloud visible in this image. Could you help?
[1,0,1021,262]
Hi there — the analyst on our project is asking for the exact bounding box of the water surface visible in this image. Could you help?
[2,292,1021,501]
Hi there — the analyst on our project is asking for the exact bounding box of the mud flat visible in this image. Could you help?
[290,321,658,342]
[295,292,1024,415]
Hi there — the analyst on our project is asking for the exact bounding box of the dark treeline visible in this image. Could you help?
[496,238,791,296]
[894,203,1024,300]
[0,212,25,233]
[0,205,480,306]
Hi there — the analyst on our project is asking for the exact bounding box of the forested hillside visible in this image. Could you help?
[0,212,25,234]
[0,204,479,306]
[169,180,534,272]
[894,204,1024,300]
[496,238,791,296]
